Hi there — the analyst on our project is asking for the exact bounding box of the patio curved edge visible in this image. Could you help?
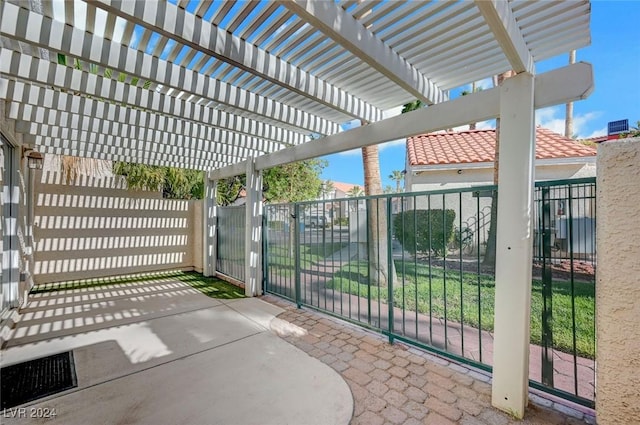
[0,300,353,425]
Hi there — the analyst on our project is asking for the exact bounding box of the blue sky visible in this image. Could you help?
[321,1,640,190]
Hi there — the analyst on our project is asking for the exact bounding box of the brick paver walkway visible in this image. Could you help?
[263,295,595,425]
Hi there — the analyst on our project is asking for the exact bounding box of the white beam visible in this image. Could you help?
[281,0,447,105]
[20,129,246,165]
[27,136,224,169]
[244,158,263,297]
[88,0,383,123]
[0,48,307,145]
[475,0,535,74]
[36,145,220,170]
[209,63,593,180]
[0,2,338,135]
[491,72,535,418]
[1,80,284,154]
[202,178,218,277]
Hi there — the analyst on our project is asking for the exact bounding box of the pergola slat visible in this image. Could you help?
[0,2,340,136]
[87,0,384,123]
[280,0,446,106]
[475,0,535,74]
[0,49,306,145]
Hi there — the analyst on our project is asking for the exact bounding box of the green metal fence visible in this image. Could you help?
[216,205,245,281]
[263,178,596,407]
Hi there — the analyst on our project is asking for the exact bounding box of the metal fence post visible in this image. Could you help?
[294,203,302,308]
[387,196,394,344]
[541,186,554,387]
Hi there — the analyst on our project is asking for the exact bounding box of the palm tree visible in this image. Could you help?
[347,185,363,197]
[389,170,404,193]
[565,50,576,138]
[58,155,112,184]
[483,69,515,266]
[320,179,335,199]
[361,144,395,287]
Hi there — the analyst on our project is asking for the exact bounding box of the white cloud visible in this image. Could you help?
[535,106,602,138]
[379,139,405,151]
[584,127,607,139]
[476,77,494,90]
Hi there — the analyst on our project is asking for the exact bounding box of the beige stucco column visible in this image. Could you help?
[596,137,640,424]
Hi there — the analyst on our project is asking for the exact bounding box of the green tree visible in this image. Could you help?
[216,176,244,206]
[401,100,423,113]
[262,159,327,203]
[621,120,640,138]
[113,162,203,199]
[114,159,326,204]
[388,170,404,193]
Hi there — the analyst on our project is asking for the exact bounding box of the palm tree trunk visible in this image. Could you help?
[565,50,576,138]
[362,144,395,287]
[483,70,514,267]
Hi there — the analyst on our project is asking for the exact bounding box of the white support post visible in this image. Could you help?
[491,72,536,418]
[202,176,218,277]
[244,158,263,297]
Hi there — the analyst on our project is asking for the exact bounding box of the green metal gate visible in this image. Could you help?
[263,178,596,407]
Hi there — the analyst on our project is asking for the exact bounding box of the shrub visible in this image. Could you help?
[393,209,456,257]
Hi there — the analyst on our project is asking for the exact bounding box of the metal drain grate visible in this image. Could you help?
[1,351,77,409]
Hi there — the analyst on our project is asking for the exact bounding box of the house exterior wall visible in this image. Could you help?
[596,137,640,424]
[407,162,595,193]
[33,170,202,283]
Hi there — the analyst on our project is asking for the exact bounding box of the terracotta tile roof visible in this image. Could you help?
[407,127,596,167]
[332,181,362,193]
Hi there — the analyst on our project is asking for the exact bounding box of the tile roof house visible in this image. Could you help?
[405,127,596,192]
[404,127,596,258]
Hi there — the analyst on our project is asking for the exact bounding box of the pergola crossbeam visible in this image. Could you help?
[87,0,384,123]
[0,79,286,155]
[17,122,251,164]
[25,134,227,169]
[0,49,305,145]
[210,63,593,180]
[281,0,447,106]
[0,2,339,136]
[475,0,534,74]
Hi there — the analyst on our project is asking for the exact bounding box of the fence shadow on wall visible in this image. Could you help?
[33,171,201,284]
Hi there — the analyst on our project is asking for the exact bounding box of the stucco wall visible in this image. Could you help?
[596,137,640,424]
[33,170,203,283]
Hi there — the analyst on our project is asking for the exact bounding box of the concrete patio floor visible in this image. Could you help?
[0,278,352,425]
[1,275,596,425]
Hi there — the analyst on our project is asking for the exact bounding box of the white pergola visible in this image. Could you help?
[0,0,593,418]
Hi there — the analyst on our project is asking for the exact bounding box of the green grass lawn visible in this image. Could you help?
[266,242,347,277]
[326,260,595,358]
[32,270,245,300]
